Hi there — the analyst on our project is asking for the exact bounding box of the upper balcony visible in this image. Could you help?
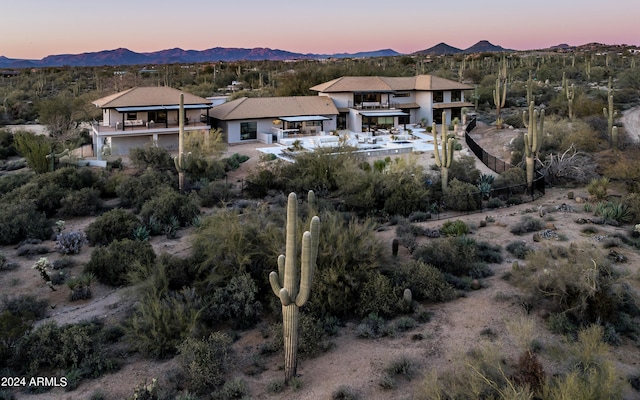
[348,101,403,110]
[91,119,210,137]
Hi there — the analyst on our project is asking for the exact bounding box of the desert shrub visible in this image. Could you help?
[0,129,17,160]
[310,212,388,318]
[509,243,640,339]
[384,355,419,380]
[84,239,156,286]
[476,241,503,263]
[440,219,469,236]
[0,171,33,196]
[487,197,504,209]
[621,192,640,224]
[2,294,48,320]
[413,236,477,276]
[54,231,87,254]
[177,332,233,393]
[0,201,52,245]
[390,260,455,303]
[217,378,249,399]
[115,169,176,211]
[544,325,626,399]
[197,181,233,207]
[139,187,200,228]
[332,385,360,400]
[58,187,103,217]
[0,311,31,370]
[494,167,526,188]
[202,273,262,329]
[11,321,118,378]
[510,215,544,235]
[586,176,610,201]
[223,153,250,171]
[355,312,389,339]
[85,208,140,246]
[356,272,403,318]
[190,206,282,286]
[129,145,174,170]
[125,288,201,359]
[444,179,481,211]
[408,211,430,222]
[448,155,481,184]
[66,273,95,301]
[506,240,532,259]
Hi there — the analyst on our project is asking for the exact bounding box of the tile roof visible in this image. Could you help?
[310,75,473,92]
[92,86,211,108]
[210,96,339,120]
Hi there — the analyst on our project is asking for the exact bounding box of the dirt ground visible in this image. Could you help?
[2,117,640,400]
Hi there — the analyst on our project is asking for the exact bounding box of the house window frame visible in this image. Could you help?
[433,91,444,103]
[126,112,137,120]
[451,90,462,102]
[240,121,257,140]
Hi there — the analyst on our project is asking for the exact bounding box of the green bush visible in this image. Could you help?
[129,145,175,170]
[197,181,233,207]
[85,208,141,246]
[413,236,478,277]
[177,332,233,393]
[440,219,469,236]
[84,239,156,286]
[115,169,176,211]
[58,187,103,217]
[218,377,249,399]
[356,272,403,318]
[13,131,50,174]
[506,240,532,259]
[11,321,118,378]
[139,187,200,228]
[125,288,201,359]
[0,171,34,196]
[202,273,262,329]
[510,215,545,235]
[0,201,52,245]
[475,241,503,263]
[266,313,331,358]
[509,243,640,339]
[2,294,48,320]
[390,260,455,303]
[448,155,481,184]
[444,179,481,211]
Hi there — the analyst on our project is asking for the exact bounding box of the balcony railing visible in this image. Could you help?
[348,101,402,110]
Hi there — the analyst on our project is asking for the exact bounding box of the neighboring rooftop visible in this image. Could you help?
[209,96,339,120]
[310,75,473,93]
[92,86,211,108]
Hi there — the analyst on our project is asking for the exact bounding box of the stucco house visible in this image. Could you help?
[209,96,339,144]
[309,75,474,133]
[91,86,212,159]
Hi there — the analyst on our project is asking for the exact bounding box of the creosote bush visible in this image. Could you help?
[85,208,141,246]
[139,187,200,228]
[177,332,233,394]
[84,239,156,286]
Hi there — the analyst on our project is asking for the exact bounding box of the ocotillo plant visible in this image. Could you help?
[174,93,186,191]
[432,112,454,193]
[603,77,618,147]
[522,101,544,193]
[269,192,320,382]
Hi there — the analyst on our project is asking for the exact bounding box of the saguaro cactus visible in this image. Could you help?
[603,77,618,147]
[493,77,507,128]
[566,83,575,122]
[522,101,544,193]
[611,126,619,150]
[174,93,186,191]
[269,192,320,382]
[433,112,454,193]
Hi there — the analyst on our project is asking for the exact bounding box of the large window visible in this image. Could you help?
[433,91,444,103]
[126,112,137,120]
[451,90,462,102]
[240,121,257,140]
[148,110,167,123]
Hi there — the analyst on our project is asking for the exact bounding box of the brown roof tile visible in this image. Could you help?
[210,96,339,120]
[310,75,473,92]
[92,86,210,108]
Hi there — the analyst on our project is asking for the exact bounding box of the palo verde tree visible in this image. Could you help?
[269,191,320,383]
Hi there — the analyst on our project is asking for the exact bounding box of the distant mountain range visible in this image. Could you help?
[0,41,635,68]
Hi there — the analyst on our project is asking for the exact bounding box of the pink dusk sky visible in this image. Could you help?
[1,0,638,60]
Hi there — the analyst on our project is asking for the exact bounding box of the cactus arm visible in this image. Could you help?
[284,192,298,300]
[295,231,313,307]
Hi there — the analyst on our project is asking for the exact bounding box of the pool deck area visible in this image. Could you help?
[257,127,440,161]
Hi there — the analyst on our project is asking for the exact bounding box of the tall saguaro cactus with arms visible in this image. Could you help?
[433,112,454,193]
[522,101,544,193]
[270,191,320,382]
